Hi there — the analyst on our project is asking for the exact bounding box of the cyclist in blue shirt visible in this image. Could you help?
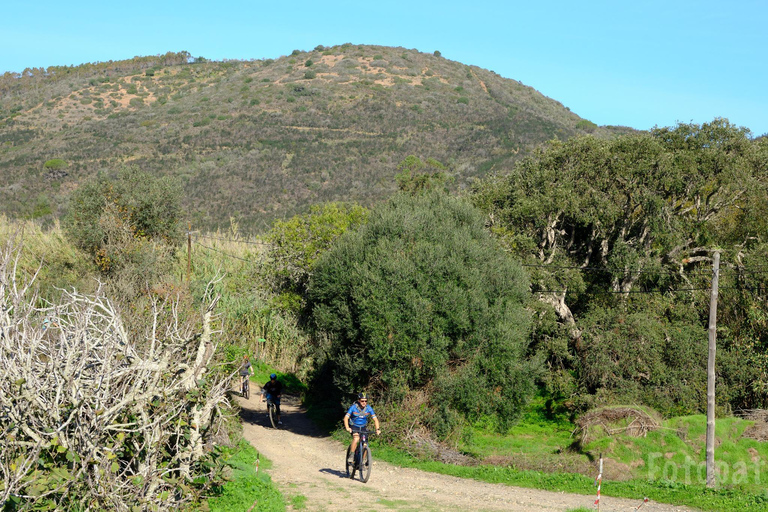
[343,392,381,462]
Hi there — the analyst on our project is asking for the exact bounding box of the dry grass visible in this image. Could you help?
[574,406,661,445]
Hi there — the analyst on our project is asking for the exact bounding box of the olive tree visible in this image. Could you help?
[471,119,768,414]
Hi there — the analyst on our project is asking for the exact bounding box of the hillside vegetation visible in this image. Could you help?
[4,45,768,512]
[1,45,632,232]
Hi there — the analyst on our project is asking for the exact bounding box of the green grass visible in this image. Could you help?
[289,494,307,509]
[365,397,768,512]
[204,441,285,512]
[373,443,768,511]
[249,360,307,395]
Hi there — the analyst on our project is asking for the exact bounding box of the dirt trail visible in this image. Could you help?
[238,392,696,512]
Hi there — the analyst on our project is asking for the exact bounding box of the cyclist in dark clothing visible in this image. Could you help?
[261,373,283,424]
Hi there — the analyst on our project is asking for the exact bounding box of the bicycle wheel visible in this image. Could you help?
[243,380,249,400]
[345,445,355,479]
[358,444,371,483]
[268,403,277,429]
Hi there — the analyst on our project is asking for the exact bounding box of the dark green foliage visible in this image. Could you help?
[307,191,537,432]
[577,307,707,415]
[472,119,768,415]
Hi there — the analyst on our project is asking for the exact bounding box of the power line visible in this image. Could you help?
[195,233,267,246]
[194,241,254,263]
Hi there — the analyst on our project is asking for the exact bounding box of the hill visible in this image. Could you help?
[0,45,634,232]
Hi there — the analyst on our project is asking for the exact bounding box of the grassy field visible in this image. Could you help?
[368,399,768,512]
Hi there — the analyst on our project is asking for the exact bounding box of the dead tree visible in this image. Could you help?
[0,238,234,511]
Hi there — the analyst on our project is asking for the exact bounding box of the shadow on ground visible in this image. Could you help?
[319,468,350,479]
[236,391,328,439]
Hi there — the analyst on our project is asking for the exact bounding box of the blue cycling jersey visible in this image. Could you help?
[346,403,376,428]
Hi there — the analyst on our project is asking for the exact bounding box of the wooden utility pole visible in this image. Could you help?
[187,222,192,282]
[706,251,720,488]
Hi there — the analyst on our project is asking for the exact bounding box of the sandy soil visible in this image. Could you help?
[238,391,697,512]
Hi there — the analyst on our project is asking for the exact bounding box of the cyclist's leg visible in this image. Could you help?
[349,431,360,458]
[274,396,282,421]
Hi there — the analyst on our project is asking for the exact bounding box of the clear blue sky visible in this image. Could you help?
[3,0,766,136]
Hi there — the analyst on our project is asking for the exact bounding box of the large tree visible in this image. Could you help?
[306,190,537,433]
[472,119,768,413]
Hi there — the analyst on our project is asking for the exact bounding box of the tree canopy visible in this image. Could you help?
[306,191,537,434]
[472,119,768,414]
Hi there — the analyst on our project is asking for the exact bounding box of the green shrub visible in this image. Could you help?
[307,191,537,434]
[265,202,369,298]
[575,119,598,132]
[43,158,67,170]
[64,166,183,276]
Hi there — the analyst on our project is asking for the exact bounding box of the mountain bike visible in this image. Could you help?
[266,397,278,429]
[241,375,250,400]
[346,428,373,483]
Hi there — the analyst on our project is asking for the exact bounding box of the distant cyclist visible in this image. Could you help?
[344,392,380,463]
[261,373,283,425]
[239,355,253,392]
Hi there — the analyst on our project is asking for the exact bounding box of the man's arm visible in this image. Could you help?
[343,414,351,433]
[373,415,381,434]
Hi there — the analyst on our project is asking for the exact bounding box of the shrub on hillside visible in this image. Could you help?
[306,191,538,434]
[64,167,182,294]
[43,158,67,170]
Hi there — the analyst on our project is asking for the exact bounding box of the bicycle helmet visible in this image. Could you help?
[358,392,368,400]
[270,373,277,380]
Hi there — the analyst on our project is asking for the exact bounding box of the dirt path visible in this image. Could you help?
[238,392,697,512]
